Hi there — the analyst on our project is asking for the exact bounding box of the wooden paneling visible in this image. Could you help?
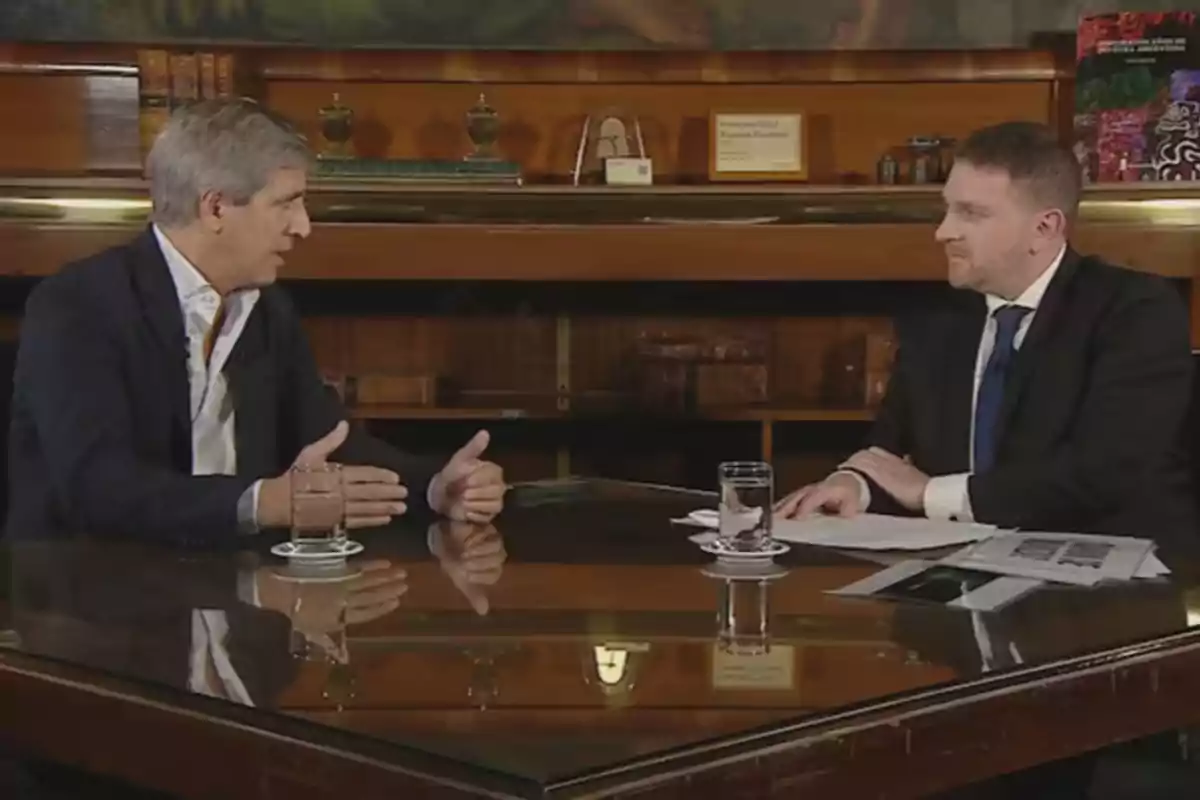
[0,224,134,276]
[0,76,90,173]
[302,315,557,400]
[300,313,891,415]
[266,80,1051,182]
[1073,225,1200,278]
[569,315,893,409]
[3,221,1189,282]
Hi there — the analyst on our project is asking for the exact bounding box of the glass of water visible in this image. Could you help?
[291,463,346,554]
[718,461,774,552]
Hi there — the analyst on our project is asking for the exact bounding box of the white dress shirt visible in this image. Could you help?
[845,244,1067,520]
[154,225,260,706]
[153,225,262,529]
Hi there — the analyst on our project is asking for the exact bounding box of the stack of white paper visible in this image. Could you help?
[674,509,996,551]
[938,531,1163,586]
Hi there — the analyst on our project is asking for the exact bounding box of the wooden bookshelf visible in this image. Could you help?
[0,43,1193,490]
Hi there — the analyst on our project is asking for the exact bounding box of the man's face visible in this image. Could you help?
[217,166,310,289]
[935,161,1037,295]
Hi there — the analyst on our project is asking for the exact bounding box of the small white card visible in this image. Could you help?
[605,157,653,185]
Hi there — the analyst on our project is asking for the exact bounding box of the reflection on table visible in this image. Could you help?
[2,478,1198,798]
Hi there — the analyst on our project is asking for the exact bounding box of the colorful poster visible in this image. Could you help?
[1075,11,1200,183]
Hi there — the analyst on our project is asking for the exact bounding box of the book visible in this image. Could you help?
[1074,11,1200,183]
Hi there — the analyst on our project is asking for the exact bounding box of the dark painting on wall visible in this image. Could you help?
[3,0,1200,51]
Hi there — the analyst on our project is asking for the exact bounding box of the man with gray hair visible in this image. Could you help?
[6,98,506,543]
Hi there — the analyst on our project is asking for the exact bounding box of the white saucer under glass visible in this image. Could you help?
[699,538,790,563]
[270,539,364,564]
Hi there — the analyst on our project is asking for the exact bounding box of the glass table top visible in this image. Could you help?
[2,478,1198,796]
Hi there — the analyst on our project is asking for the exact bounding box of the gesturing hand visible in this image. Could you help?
[429,430,507,524]
[258,422,409,531]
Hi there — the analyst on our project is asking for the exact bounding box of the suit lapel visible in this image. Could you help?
[940,294,987,472]
[992,248,1080,451]
[129,227,191,445]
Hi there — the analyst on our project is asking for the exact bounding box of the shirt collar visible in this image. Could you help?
[152,224,219,305]
[984,243,1067,315]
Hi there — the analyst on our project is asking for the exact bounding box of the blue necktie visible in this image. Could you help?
[973,305,1030,474]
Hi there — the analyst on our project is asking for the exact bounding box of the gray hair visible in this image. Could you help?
[145,98,311,227]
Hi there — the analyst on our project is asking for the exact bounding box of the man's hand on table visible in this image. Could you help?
[842,447,930,513]
[256,421,410,531]
[776,472,866,518]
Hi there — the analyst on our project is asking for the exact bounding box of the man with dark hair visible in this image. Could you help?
[778,120,1194,541]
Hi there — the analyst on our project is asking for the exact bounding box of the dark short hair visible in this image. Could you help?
[954,122,1082,220]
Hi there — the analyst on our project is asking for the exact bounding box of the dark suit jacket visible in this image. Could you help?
[865,248,1195,541]
[5,227,439,545]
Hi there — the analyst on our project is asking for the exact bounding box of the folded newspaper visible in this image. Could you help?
[937,531,1164,586]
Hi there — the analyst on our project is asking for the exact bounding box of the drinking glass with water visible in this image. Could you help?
[291,463,347,554]
[718,461,774,552]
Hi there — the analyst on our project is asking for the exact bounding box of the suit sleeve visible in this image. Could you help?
[277,296,440,512]
[862,323,918,516]
[16,281,253,543]
[968,280,1193,530]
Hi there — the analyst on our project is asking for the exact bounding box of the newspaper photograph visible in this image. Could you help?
[830,560,1042,612]
[938,532,1155,587]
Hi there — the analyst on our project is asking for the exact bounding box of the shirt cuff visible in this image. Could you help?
[923,473,974,522]
[237,480,263,534]
[833,469,871,511]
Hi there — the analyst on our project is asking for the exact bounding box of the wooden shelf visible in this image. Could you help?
[348,405,875,423]
[0,179,1194,282]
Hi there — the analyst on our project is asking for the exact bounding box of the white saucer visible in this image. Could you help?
[270,540,364,562]
[699,539,790,562]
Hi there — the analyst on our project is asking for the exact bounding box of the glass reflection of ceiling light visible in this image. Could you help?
[1185,589,1200,628]
[5,197,149,211]
[0,196,150,225]
[586,641,649,699]
[594,644,629,686]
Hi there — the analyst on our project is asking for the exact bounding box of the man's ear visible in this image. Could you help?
[1032,207,1068,250]
[197,189,224,232]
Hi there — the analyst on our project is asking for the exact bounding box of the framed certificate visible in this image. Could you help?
[708,112,807,182]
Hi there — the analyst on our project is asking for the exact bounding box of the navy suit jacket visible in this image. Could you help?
[864,248,1195,541]
[6,227,438,544]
